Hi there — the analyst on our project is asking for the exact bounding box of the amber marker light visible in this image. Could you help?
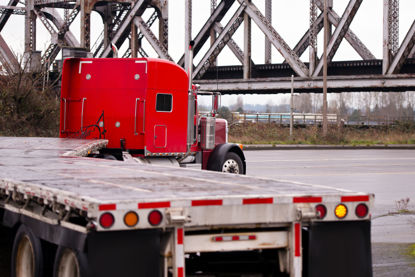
[124,211,139,227]
[334,204,348,219]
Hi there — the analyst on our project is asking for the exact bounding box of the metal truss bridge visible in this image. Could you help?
[0,0,415,94]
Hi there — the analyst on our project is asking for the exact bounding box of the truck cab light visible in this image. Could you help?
[315,204,327,219]
[124,211,139,227]
[148,210,163,226]
[100,212,115,228]
[335,204,348,219]
[355,203,369,218]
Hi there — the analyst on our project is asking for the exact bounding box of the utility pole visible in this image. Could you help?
[322,0,329,136]
[290,75,294,137]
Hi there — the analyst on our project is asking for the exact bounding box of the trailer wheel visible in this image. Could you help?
[53,247,87,277]
[11,225,44,277]
[221,152,243,174]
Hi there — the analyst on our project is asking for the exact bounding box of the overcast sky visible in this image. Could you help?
[1,0,414,106]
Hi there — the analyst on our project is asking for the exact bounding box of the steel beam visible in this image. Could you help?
[210,0,217,66]
[131,21,138,58]
[313,0,363,77]
[80,0,91,50]
[309,0,318,75]
[155,0,168,49]
[196,74,415,94]
[284,13,323,65]
[315,0,374,61]
[265,0,272,64]
[0,34,20,74]
[184,0,192,73]
[410,45,415,59]
[25,0,36,53]
[178,0,235,67]
[192,3,245,79]
[40,5,80,66]
[0,0,19,31]
[383,0,391,74]
[121,10,158,59]
[42,8,79,47]
[239,0,309,77]
[213,23,244,64]
[101,0,146,58]
[243,0,251,79]
[95,6,130,57]
[134,16,172,61]
[386,19,415,74]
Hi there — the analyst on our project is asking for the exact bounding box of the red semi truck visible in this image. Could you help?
[59,57,245,174]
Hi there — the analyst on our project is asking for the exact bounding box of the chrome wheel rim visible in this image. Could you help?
[222,159,240,174]
[57,249,80,277]
[16,236,35,277]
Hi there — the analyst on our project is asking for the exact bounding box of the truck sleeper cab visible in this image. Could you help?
[60,58,245,174]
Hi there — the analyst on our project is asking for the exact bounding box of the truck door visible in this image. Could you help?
[144,90,187,155]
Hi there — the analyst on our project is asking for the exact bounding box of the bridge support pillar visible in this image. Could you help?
[24,0,36,54]
[80,0,93,51]
[131,21,138,58]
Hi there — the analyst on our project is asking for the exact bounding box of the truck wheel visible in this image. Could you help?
[221,152,243,174]
[11,225,44,277]
[53,247,87,277]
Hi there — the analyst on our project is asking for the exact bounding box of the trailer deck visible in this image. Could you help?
[0,137,373,231]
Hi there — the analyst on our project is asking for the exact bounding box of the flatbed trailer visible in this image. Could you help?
[0,137,373,277]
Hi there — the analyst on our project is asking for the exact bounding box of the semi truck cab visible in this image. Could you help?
[60,58,245,173]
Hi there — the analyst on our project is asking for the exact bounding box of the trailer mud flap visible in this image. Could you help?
[87,229,161,277]
[305,221,372,277]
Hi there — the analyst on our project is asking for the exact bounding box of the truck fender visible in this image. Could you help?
[207,144,246,174]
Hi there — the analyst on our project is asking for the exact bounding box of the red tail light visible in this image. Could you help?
[355,203,369,218]
[99,212,115,228]
[315,204,327,219]
[148,210,163,226]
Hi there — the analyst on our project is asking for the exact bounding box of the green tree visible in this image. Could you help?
[217,106,232,122]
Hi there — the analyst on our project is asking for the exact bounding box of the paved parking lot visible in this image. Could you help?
[245,149,415,276]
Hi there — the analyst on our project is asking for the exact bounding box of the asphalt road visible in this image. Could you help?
[244,149,415,276]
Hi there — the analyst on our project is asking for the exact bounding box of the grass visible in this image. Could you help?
[228,122,415,145]
[408,244,415,258]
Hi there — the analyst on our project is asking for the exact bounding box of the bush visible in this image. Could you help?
[0,73,59,137]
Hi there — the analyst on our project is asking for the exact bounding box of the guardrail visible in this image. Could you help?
[231,112,339,125]
[345,116,415,126]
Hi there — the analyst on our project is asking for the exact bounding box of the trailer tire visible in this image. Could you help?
[11,225,44,277]
[221,152,243,174]
[53,247,87,277]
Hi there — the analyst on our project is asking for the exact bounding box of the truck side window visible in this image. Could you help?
[156,94,172,112]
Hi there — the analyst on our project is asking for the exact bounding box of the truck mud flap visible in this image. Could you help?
[87,229,161,277]
[305,221,372,277]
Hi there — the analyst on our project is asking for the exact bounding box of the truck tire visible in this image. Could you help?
[11,225,44,277]
[221,152,243,174]
[53,247,87,277]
